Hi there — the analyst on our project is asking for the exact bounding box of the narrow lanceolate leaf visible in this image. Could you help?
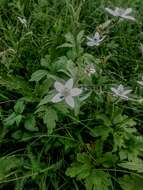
[43,108,58,134]
[30,70,48,82]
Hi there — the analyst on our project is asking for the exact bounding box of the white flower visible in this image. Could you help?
[111,84,132,100]
[51,78,82,108]
[139,44,143,57]
[84,64,96,76]
[137,76,143,86]
[17,17,27,28]
[87,32,105,47]
[105,7,135,21]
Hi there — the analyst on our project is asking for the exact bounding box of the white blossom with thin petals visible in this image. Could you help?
[137,76,143,86]
[51,78,82,108]
[139,44,143,58]
[84,64,96,76]
[17,17,27,28]
[105,7,135,21]
[87,32,105,47]
[111,84,132,100]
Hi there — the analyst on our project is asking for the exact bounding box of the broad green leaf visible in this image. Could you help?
[14,99,25,114]
[30,70,48,82]
[11,130,23,140]
[85,170,112,190]
[66,162,91,180]
[4,112,17,126]
[90,125,112,140]
[118,159,143,173]
[24,115,38,132]
[38,93,54,106]
[118,174,143,190]
[15,114,22,126]
[65,32,75,44]
[43,108,58,134]
[40,55,51,68]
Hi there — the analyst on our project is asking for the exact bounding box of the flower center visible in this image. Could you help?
[62,88,70,97]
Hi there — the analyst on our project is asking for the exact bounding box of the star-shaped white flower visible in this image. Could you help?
[87,32,105,47]
[105,7,135,21]
[111,84,132,100]
[51,78,82,108]
[84,64,96,76]
[137,76,143,86]
[139,44,143,58]
[17,17,27,28]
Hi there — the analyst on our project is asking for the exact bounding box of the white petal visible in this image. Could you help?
[87,36,93,41]
[111,87,118,94]
[118,85,124,91]
[65,78,74,89]
[124,8,132,15]
[122,15,135,21]
[105,8,117,16]
[51,93,63,103]
[65,96,75,108]
[123,89,132,95]
[70,88,82,96]
[137,81,143,86]
[54,81,64,92]
[87,41,97,47]
[94,32,100,40]
[120,95,129,100]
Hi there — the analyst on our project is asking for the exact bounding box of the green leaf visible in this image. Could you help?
[90,125,112,141]
[66,162,91,180]
[118,159,143,173]
[14,99,25,114]
[4,112,17,126]
[66,153,91,180]
[15,114,22,126]
[0,156,21,181]
[76,30,84,44]
[43,108,58,134]
[85,170,112,190]
[118,174,143,190]
[11,130,23,140]
[24,115,38,132]
[38,93,54,106]
[40,55,51,68]
[30,70,48,82]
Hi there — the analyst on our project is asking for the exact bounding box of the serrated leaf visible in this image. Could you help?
[85,170,112,190]
[118,174,143,190]
[30,70,48,82]
[76,30,84,44]
[118,159,143,173]
[43,108,58,134]
[65,32,75,44]
[40,55,51,68]
[66,162,91,180]
[24,115,38,132]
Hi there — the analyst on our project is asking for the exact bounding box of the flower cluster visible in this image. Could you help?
[51,5,140,108]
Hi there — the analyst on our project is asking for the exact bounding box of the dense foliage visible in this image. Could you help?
[0,0,143,189]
